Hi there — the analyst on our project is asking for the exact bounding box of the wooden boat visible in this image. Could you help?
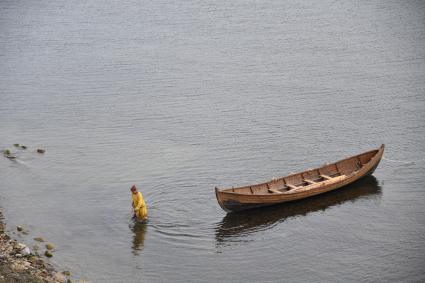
[215,144,384,212]
[216,176,381,242]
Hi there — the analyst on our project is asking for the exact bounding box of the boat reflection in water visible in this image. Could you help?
[215,175,382,244]
[130,221,148,255]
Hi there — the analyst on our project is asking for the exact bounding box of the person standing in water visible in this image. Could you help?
[131,185,148,221]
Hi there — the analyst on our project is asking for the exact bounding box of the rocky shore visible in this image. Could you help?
[0,211,70,283]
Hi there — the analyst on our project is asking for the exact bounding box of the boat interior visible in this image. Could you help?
[228,149,379,195]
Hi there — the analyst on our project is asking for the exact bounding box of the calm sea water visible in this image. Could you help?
[1,0,425,282]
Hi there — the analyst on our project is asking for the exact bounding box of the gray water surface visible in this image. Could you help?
[1,0,425,282]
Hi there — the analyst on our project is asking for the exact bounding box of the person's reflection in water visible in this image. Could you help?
[130,221,148,256]
[215,175,382,246]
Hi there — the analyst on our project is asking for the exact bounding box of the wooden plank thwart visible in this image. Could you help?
[286,184,298,190]
[320,174,332,180]
[268,188,283,194]
[304,179,317,184]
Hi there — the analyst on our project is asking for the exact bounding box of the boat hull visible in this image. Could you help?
[215,145,384,213]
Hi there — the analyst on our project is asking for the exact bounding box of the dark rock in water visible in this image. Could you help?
[13,144,20,147]
[16,226,23,232]
[45,243,54,250]
[44,250,53,258]
[37,149,45,154]
[21,145,27,149]
[3,149,16,159]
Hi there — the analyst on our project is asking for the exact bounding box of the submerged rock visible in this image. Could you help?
[62,270,71,276]
[14,144,20,147]
[34,237,45,242]
[45,243,55,250]
[37,149,45,154]
[3,149,16,159]
[16,226,23,232]
[44,250,53,258]
[21,145,27,149]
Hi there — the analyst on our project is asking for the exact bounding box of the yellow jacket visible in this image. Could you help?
[132,191,148,220]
